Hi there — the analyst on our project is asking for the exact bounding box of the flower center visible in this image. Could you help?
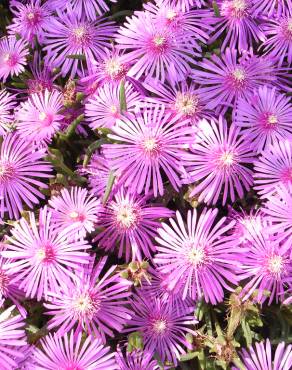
[109,105,119,115]
[232,68,245,83]
[187,247,206,267]
[260,112,278,129]
[115,204,138,229]
[150,33,169,54]
[220,150,234,167]
[3,53,18,67]
[38,111,47,121]
[166,9,178,21]
[64,364,83,370]
[0,161,15,185]
[223,0,248,18]
[36,244,56,264]
[72,291,100,320]
[26,10,41,25]
[281,167,292,183]
[282,18,292,39]
[174,92,199,117]
[0,269,9,296]
[152,319,167,334]
[104,59,126,81]
[267,255,284,276]
[68,211,85,222]
[233,0,247,11]
[71,25,91,47]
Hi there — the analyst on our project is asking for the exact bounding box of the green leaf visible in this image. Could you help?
[82,138,109,167]
[212,1,220,16]
[241,318,252,347]
[63,113,84,139]
[102,170,116,205]
[119,79,127,112]
[180,351,199,362]
[66,54,86,60]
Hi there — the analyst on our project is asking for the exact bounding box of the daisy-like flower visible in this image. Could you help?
[1,206,91,301]
[239,225,292,305]
[124,292,197,366]
[155,0,206,11]
[154,208,240,304]
[15,89,64,144]
[43,7,117,78]
[0,133,52,219]
[85,82,141,130]
[235,86,292,153]
[261,11,292,66]
[263,184,292,251]
[48,186,100,240]
[94,188,173,261]
[115,11,193,83]
[234,340,292,370]
[45,257,132,342]
[116,348,160,370]
[144,79,213,125]
[183,118,255,205]
[0,90,16,136]
[192,48,277,114]
[0,306,27,370]
[209,0,265,52]
[254,141,292,199]
[102,104,193,197]
[8,0,52,45]
[251,0,292,17]
[32,330,117,370]
[0,36,28,82]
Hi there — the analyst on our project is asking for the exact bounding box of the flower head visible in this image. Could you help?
[235,86,292,153]
[43,7,117,77]
[48,186,100,240]
[102,104,193,197]
[94,188,173,261]
[8,0,52,44]
[0,133,52,219]
[183,118,255,205]
[0,36,28,82]
[15,89,64,144]
[0,90,16,135]
[1,206,91,301]
[32,330,117,370]
[154,208,240,303]
[45,257,132,342]
[124,291,197,365]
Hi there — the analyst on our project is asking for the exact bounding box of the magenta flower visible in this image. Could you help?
[183,118,255,205]
[124,292,197,365]
[115,11,193,83]
[263,184,292,251]
[8,0,52,45]
[239,225,292,305]
[43,7,117,77]
[1,206,91,301]
[254,141,292,199]
[0,36,28,82]
[32,330,117,370]
[234,340,292,370]
[235,86,292,153]
[154,208,240,304]
[102,105,193,197]
[209,0,265,52]
[251,0,292,17]
[261,11,292,66]
[85,82,141,130]
[15,89,64,144]
[116,348,159,370]
[0,306,27,370]
[94,188,173,261]
[0,133,52,219]
[192,48,277,113]
[45,257,132,342]
[48,186,100,240]
[0,89,16,136]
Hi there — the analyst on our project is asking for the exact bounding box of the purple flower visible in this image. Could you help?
[124,291,197,365]
[116,348,159,370]
[0,133,52,219]
[94,188,173,261]
[183,118,255,205]
[48,186,100,240]
[154,208,240,304]
[192,48,277,114]
[234,339,292,370]
[85,82,141,130]
[32,330,117,370]
[102,104,193,197]
[15,89,64,144]
[235,86,292,153]
[209,0,265,52]
[115,11,193,83]
[0,306,27,370]
[43,7,117,78]
[239,225,292,305]
[8,0,52,45]
[251,0,292,17]
[261,11,292,66]
[1,206,91,301]
[45,257,132,342]
[0,89,16,135]
[0,36,28,82]
[254,141,292,199]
